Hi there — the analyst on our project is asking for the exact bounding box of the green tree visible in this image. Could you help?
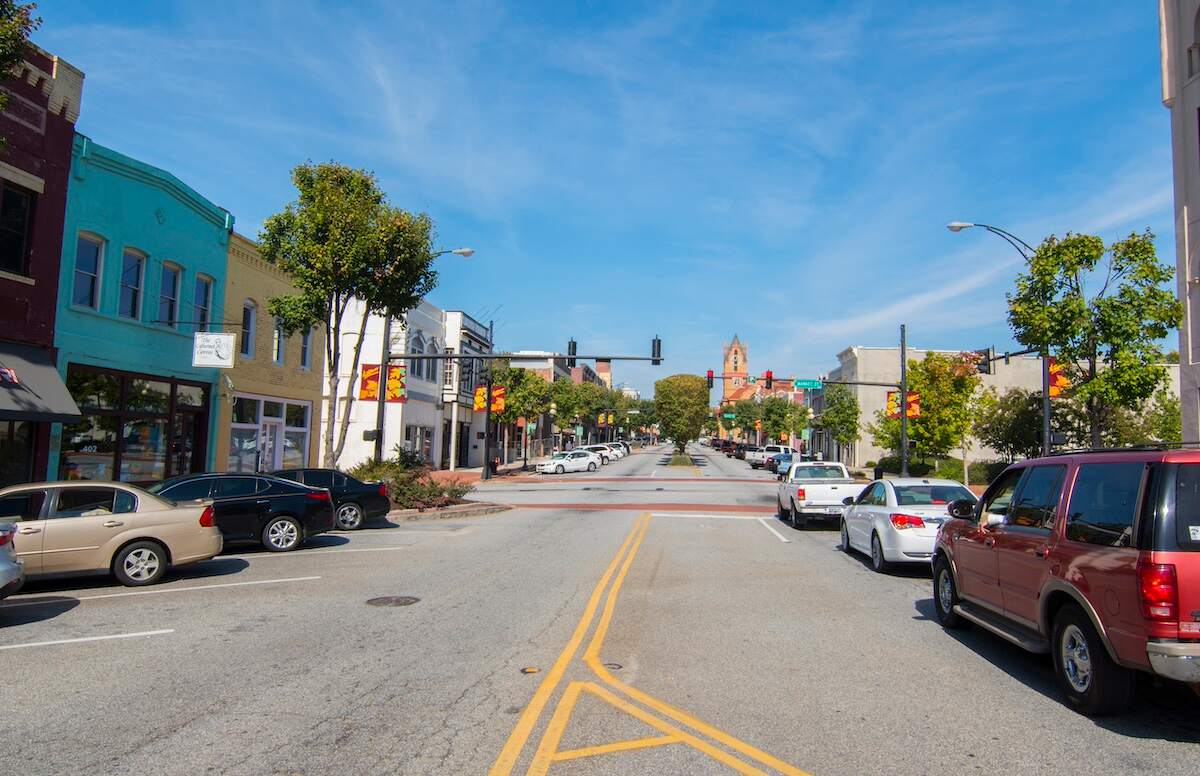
[701,413,719,438]
[869,352,981,460]
[0,1,39,150]
[1007,230,1182,447]
[732,399,761,441]
[261,162,438,466]
[758,396,792,442]
[654,374,709,453]
[489,363,551,425]
[817,384,860,449]
[973,387,1043,462]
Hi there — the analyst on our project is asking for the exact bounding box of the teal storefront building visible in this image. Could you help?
[49,134,233,483]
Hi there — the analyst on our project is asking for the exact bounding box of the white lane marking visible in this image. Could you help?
[225,546,409,559]
[0,629,175,651]
[650,470,657,478]
[757,517,791,543]
[1,576,321,609]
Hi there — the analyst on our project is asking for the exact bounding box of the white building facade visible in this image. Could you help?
[1159,1,1200,443]
[320,300,494,470]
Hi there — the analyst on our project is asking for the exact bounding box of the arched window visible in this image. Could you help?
[241,300,256,358]
[273,317,285,364]
[1191,10,1200,77]
[426,339,439,382]
[410,333,426,380]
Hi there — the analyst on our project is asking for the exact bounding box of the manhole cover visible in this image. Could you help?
[366,596,420,607]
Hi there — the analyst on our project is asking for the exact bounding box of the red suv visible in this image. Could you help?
[932,449,1200,715]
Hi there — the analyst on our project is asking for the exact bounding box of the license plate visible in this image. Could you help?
[825,506,843,513]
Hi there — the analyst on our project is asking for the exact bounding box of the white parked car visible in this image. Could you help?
[602,444,626,459]
[537,450,601,474]
[582,445,616,464]
[840,478,976,573]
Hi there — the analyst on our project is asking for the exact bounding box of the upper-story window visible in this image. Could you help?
[193,275,212,331]
[72,234,103,308]
[119,250,145,319]
[426,339,439,381]
[443,347,455,388]
[300,327,312,370]
[240,301,256,358]
[273,317,285,365]
[0,181,34,276]
[410,333,426,380]
[1190,10,1200,78]
[158,263,180,327]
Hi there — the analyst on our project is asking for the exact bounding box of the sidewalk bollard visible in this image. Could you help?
[873,466,884,481]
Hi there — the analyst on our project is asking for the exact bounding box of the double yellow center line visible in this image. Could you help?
[489,513,809,775]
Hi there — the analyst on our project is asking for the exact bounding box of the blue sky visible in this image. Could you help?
[36,1,1174,397]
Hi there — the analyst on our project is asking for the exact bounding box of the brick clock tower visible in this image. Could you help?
[721,335,747,402]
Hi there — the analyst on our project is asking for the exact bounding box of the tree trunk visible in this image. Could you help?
[961,443,969,486]
[332,310,372,466]
[1088,357,1101,449]
[322,313,341,468]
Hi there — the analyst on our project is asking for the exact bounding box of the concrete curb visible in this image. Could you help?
[386,501,512,521]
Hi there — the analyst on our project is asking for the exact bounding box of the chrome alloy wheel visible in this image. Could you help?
[336,503,363,530]
[1060,624,1093,693]
[267,519,300,550]
[123,547,161,582]
[937,569,954,614]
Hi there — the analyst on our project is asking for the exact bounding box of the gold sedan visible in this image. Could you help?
[0,481,222,586]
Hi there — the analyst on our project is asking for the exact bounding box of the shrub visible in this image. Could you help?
[344,455,475,511]
[863,460,877,468]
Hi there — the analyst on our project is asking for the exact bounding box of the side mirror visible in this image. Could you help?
[842,496,855,506]
[946,499,975,519]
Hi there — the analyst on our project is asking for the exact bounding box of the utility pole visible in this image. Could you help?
[900,324,909,478]
[373,313,392,463]
[1041,352,1051,456]
[481,319,495,481]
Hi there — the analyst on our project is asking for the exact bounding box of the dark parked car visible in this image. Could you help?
[149,473,335,552]
[767,453,792,475]
[271,468,391,530]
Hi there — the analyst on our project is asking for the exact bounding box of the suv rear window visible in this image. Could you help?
[1172,465,1200,549]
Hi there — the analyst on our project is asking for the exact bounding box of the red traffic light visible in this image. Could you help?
[706,370,714,389]
[764,370,773,389]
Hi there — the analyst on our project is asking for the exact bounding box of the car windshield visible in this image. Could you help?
[893,485,974,506]
[792,466,844,479]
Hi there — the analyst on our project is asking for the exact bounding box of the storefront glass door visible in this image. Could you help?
[260,421,282,471]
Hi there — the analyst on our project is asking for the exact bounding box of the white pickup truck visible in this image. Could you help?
[776,462,862,528]
[745,444,791,469]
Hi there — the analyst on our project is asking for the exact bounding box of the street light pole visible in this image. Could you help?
[900,324,909,478]
[948,221,1054,456]
[371,247,475,464]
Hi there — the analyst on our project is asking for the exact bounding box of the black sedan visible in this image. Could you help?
[270,468,391,530]
[149,473,335,552]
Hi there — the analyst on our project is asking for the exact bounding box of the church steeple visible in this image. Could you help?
[721,335,748,401]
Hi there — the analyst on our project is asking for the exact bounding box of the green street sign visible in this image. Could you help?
[793,379,822,390]
[721,412,736,419]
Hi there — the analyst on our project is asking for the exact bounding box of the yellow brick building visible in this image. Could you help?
[212,233,324,472]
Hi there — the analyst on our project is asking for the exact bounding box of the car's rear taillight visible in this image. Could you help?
[889,513,926,530]
[199,505,214,528]
[1137,560,1179,622]
[307,490,331,502]
[796,488,806,501]
[0,528,12,546]
[378,483,388,498]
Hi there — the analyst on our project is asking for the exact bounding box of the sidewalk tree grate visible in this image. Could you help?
[366,596,420,607]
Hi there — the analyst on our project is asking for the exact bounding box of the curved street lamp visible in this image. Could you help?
[947,220,1052,455]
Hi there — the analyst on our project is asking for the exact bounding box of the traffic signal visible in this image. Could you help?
[973,347,994,375]
[706,370,714,389]
[567,338,577,368]
[651,336,662,366]
[765,370,773,389]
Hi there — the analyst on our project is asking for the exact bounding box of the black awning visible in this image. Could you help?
[0,341,82,424]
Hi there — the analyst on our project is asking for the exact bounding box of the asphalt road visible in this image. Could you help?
[3,443,1197,775]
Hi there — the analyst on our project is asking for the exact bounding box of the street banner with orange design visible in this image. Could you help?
[491,386,507,413]
[473,385,487,411]
[359,364,407,402]
[1048,357,1071,398]
[886,390,921,419]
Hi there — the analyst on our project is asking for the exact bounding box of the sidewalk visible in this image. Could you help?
[428,458,545,484]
